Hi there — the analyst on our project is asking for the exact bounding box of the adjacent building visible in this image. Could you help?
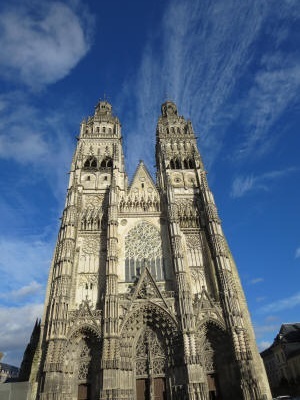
[0,362,19,384]
[23,100,271,400]
[261,323,300,397]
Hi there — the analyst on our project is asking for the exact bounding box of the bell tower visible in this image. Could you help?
[156,100,271,400]
[30,100,127,400]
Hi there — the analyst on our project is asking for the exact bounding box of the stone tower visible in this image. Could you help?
[27,100,271,400]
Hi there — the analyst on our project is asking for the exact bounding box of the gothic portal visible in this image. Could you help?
[24,100,272,400]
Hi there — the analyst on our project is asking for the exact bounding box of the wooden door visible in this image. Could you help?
[136,378,147,400]
[154,378,166,400]
[207,374,221,400]
[78,383,90,400]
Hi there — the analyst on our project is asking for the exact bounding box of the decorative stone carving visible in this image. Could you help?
[210,233,227,257]
[175,199,200,228]
[84,195,104,208]
[205,203,220,223]
[78,273,98,287]
[119,194,160,213]
[125,222,165,282]
[136,327,166,377]
[185,234,202,250]
[68,300,102,338]
[81,236,100,256]
[171,235,183,258]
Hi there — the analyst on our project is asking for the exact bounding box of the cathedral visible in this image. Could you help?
[23,100,272,400]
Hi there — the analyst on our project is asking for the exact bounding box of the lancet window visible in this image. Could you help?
[183,158,194,169]
[100,157,113,169]
[125,222,165,282]
[169,158,181,169]
[83,156,97,169]
[169,157,194,170]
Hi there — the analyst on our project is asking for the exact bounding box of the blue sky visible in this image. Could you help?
[0,0,299,367]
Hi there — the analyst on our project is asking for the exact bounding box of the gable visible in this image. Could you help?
[128,161,158,197]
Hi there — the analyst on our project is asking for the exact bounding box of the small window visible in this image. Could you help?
[141,183,144,188]
[86,176,90,181]
[104,176,108,181]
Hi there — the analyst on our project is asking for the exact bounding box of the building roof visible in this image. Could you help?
[275,323,300,344]
[261,323,300,360]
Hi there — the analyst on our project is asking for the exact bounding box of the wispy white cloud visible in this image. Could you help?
[254,316,280,349]
[0,236,51,292]
[0,303,44,366]
[0,235,49,366]
[256,297,266,303]
[295,247,300,259]
[235,53,300,159]
[231,175,255,198]
[119,0,271,175]
[0,1,94,89]
[120,0,300,175]
[118,0,265,173]
[258,292,300,314]
[265,315,279,323]
[0,281,43,302]
[230,167,297,198]
[0,91,74,200]
[257,340,272,351]
[254,323,279,338]
[249,277,264,285]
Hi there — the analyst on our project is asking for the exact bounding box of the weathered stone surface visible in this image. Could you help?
[24,100,271,400]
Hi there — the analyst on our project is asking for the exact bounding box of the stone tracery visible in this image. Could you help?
[125,222,165,282]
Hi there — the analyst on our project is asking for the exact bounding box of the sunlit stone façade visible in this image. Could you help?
[23,100,272,400]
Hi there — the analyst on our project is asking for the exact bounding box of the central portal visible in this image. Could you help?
[135,327,167,400]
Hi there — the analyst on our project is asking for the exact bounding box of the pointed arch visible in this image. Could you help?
[120,302,182,400]
[100,157,113,169]
[196,320,243,400]
[84,156,97,169]
[188,158,194,169]
[63,327,102,400]
[174,158,181,169]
